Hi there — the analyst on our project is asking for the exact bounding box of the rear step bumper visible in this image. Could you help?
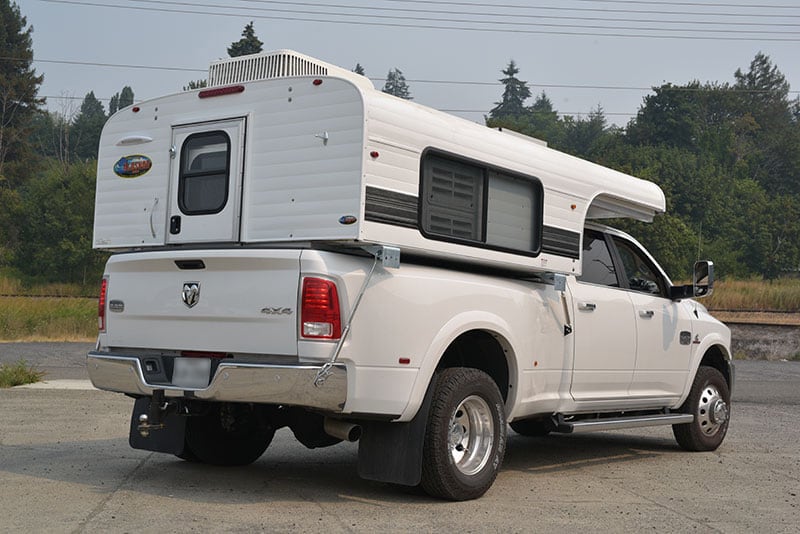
[557,413,694,433]
[87,352,347,412]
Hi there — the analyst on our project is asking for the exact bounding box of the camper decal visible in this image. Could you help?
[114,155,152,178]
[338,215,358,225]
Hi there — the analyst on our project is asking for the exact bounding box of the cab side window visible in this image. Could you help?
[611,236,666,297]
[577,230,619,287]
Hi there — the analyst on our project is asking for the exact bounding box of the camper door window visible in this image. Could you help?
[178,131,231,215]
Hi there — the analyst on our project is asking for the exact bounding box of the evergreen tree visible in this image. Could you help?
[353,63,365,75]
[183,79,208,91]
[382,68,412,100]
[489,60,531,120]
[109,86,134,115]
[71,91,106,160]
[227,21,263,57]
[0,0,44,187]
[526,91,562,144]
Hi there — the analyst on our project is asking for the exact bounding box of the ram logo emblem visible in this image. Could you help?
[181,282,200,308]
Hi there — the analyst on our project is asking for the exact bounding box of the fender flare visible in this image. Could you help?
[396,310,520,422]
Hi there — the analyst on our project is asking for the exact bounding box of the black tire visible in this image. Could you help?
[420,368,507,501]
[182,403,275,466]
[672,366,731,452]
[510,417,554,437]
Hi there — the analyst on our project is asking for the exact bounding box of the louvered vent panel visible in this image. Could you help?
[209,51,329,86]
[429,166,480,209]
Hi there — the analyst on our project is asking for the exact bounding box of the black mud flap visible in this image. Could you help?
[129,397,187,455]
[357,376,435,487]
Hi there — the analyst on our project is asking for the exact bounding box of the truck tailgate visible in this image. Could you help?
[103,249,301,355]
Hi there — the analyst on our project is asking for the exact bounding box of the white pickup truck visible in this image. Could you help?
[88,50,732,501]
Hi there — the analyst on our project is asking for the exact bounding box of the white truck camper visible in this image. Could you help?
[89,50,733,501]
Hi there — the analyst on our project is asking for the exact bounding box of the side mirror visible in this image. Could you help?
[693,260,714,298]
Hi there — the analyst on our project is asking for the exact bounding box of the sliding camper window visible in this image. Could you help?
[420,152,543,254]
[178,131,231,215]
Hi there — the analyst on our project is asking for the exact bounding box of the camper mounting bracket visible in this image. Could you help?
[362,245,401,269]
[314,245,401,387]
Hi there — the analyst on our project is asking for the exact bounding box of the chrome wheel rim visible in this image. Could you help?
[448,395,494,476]
[697,384,728,437]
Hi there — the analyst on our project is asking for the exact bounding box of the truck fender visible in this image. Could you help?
[397,311,519,422]
[675,332,733,408]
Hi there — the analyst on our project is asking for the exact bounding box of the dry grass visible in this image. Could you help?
[0,272,96,297]
[0,296,97,342]
[705,278,800,312]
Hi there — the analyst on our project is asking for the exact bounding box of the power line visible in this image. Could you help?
[39,0,800,40]
[381,0,800,15]
[16,57,799,95]
[117,0,800,27]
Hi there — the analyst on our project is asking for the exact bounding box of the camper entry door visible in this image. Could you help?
[166,118,246,244]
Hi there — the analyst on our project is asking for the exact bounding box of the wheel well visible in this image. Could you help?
[700,345,732,387]
[436,330,510,402]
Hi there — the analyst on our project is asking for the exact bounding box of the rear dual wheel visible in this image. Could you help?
[420,368,507,501]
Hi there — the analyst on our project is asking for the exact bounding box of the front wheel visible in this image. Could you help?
[672,366,730,451]
[420,368,507,501]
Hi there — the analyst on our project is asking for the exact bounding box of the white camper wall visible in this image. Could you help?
[359,89,665,275]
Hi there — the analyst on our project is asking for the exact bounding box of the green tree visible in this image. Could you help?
[488,60,530,120]
[14,160,105,283]
[108,86,134,115]
[227,21,263,57]
[525,92,563,145]
[561,106,609,158]
[183,79,208,91]
[732,53,800,195]
[71,91,106,160]
[353,63,365,75]
[382,68,412,100]
[0,0,44,187]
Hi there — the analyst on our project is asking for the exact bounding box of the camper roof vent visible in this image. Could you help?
[207,49,373,90]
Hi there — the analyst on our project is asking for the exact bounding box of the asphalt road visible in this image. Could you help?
[0,343,798,533]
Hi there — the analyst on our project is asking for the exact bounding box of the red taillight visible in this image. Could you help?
[98,277,108,332]
[301,277,341,339]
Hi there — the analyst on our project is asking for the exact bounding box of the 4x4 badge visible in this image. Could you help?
[182,282,200,308]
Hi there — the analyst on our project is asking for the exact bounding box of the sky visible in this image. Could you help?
[17,0,800,128]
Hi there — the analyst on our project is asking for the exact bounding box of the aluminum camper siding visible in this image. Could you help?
[93,77,366,249]
[359,90,665,275]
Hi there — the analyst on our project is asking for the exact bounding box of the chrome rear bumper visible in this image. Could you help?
[86,352,347,412]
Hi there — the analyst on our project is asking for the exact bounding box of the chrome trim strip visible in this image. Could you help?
[87,352,347,412]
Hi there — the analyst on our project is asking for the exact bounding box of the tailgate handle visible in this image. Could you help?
[175,260,206,270]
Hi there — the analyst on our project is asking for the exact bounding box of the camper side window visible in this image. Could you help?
[178,131,231,215]
[420,152,543,255]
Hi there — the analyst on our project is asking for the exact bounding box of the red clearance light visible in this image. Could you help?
[312,79,323,86]
[301,277,341,339]
[370,151,379,158]
[399,358,411,365]
[132,106,140,113]
[98,277,108,332]
[198,85,245,99]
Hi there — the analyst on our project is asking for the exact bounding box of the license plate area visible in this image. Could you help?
[172,357,212,389]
